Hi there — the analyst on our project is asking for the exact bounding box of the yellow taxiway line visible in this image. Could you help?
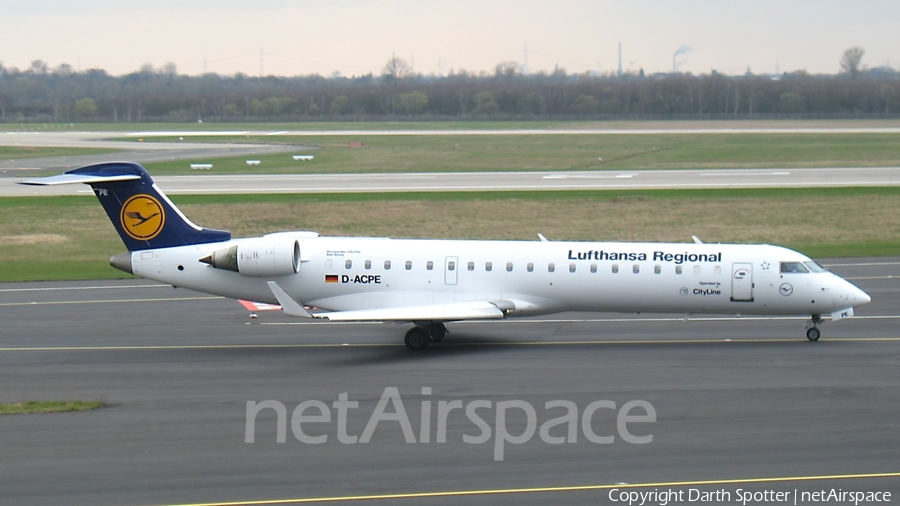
[169,471,900,505]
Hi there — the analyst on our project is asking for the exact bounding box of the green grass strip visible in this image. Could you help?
[0,400,105,415]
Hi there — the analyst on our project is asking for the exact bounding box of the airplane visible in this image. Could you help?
[22,162,871,350]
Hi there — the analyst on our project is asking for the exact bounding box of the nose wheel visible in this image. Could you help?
[805,314,823,341]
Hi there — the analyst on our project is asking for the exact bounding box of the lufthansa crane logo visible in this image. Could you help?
[120,194,165,241]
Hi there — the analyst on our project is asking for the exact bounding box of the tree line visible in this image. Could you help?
[1,51,897,122]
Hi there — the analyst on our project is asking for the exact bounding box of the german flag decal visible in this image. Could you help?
[325,274,339,283]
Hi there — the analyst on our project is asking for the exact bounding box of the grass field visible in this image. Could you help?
[2,187,898,282]
[6,119,900,133]
[0,400,105,415]
[5,120,899,176]
[132,132,900,175]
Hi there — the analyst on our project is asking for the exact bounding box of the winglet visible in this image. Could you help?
[266,281,317,318]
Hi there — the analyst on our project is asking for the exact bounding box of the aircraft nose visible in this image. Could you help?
[846,281,871,305]
[858,288,872,305]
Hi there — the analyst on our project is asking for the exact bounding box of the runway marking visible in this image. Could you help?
[2,337,898,352]
[0,284,168,293]
[845,275,898,280]
[701,171,792,177]
[824,261,900,267]
[0,295,222,307]
[168,471,900,505]
[154,181,900,193]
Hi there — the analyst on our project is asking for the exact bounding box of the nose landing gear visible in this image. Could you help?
[805,314,822,341]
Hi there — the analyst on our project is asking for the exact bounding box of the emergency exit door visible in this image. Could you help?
[444,256,458,285]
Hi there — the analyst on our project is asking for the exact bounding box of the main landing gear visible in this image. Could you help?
[404,322,448,351]
[805,314,822,341]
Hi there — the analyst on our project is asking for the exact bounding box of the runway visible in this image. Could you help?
[0,259,898,505]
[4,128,900,196]
[6,166,900,196]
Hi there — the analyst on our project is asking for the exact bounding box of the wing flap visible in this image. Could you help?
[318,301,507,322]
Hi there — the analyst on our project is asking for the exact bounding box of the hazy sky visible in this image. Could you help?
[1,0,897,77]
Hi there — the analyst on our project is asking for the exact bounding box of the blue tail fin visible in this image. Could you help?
[23,162,231,251]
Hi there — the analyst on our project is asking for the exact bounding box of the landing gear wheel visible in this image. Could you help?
[806,327,821,341]
[426,322,447,342]
[405,327,430,351]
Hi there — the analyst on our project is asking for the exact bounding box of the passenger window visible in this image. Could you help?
[781,262,809,273]
[548,263,555,272]
[447,261,455,271]
[384,260,391,270]
[365,260,371,269]
[714,266,721,275]
[485,262,493,272]
[590,263,597,273]
[467,261,474,271]
[633,264,640,274]
[345,260,352,269]
[675,265,683,275]
[612,264,619,273]
[569,263,576,273]
[527,262,534,272]
[506,262,513,272]
[405,261,412,270]
[427,261,433,270]
[654,264,661,274]
[693,265,701,275]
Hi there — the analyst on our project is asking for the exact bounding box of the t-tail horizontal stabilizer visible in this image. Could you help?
[20,162,231,251]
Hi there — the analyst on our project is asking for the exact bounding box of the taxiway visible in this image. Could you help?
[0,259,897,505]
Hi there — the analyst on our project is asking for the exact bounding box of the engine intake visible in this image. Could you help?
[200,239,300,277]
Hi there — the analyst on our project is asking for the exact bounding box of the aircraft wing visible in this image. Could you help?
[317,301,507,322]
[267,281,508,322]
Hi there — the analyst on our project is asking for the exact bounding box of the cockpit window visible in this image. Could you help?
[780,261,809,273]
[803,261,828,273]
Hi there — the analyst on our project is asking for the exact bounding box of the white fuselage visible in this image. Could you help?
[128,233,870,319]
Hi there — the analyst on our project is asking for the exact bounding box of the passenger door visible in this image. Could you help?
[731,263,753,302]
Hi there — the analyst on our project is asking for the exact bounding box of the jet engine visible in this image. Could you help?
[200,238,300,277]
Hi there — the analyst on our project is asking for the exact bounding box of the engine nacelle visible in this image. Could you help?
[200,238,300,277]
